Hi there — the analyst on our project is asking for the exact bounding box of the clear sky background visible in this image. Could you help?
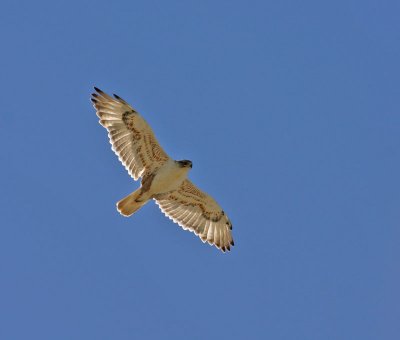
[1,1,399,339]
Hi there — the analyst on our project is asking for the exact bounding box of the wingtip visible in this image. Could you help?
[93,86,103,93]
[113,93,128,103]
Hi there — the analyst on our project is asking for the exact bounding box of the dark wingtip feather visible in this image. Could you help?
[113,93,121,99]
[230,240,234,246]
[94,86,103,93]
[91,98,98,103]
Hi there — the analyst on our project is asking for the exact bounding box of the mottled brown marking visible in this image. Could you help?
[149,134,168,161]
[141,172,156,194]
[122,111,141,140]
[180,180,206,199]
[122,110,135,120]
[143,133,153,163]
[201,210,223,222]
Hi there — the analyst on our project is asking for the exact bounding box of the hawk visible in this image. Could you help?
[91,87,234,252]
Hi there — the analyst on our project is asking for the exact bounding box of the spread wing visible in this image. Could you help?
[91,87,170,180]
[155,180,234,252]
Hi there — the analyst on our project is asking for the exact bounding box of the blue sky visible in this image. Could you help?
[1,0,399,339]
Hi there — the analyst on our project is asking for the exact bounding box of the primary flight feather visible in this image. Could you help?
[91,87,234,252]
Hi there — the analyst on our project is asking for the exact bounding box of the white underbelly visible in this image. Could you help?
[149,161,188,195]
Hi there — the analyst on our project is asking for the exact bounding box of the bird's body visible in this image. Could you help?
[91,87,234,252]
[147,160,192,196]
[117,159,191,216]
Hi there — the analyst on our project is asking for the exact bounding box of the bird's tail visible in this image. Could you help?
[116,189,148,217]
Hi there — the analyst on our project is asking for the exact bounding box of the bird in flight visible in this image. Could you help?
[91,87,234,252]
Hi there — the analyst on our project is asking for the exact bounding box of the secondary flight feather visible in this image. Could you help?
[91,87,234,252]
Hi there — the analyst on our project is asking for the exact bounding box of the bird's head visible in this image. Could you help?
[176,160,193,169]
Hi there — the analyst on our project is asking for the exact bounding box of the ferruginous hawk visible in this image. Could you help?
[91,87,234,252]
